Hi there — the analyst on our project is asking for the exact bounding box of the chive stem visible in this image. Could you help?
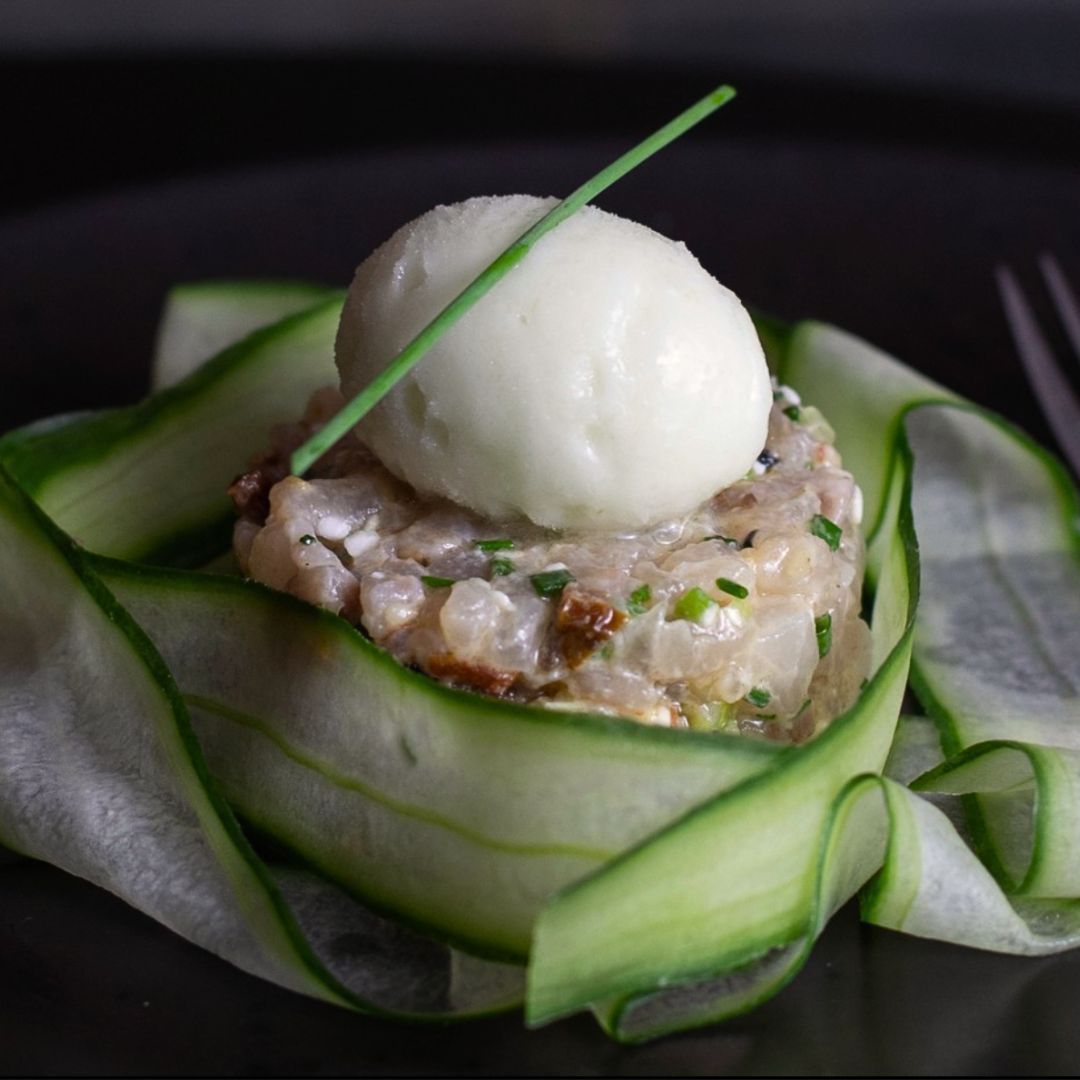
[627,583,652,615]
[673,586,715,623]
[530,568,575,598]
[715,577,749,599]
[420,575,456,589]
[815,612,833,657]
[474,538,515,552]
[809,514,842,551]
[289,84,737,475]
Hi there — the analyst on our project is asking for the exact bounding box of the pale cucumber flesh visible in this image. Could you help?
[152,279,339,390]
[0,464,524,1018]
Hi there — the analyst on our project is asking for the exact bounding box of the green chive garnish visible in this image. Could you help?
[490,557,514,577]
[704,534,739,547]
[673,586,715,623]
[298,534,316,546]
[810,514,842,551]
[686,700,735,731]
[475,538,514,552]
[715,577,749,600]
[530,568,575,598]
[783,405,801,422]
[289,85,737,476]
[746,687,771,708]
[421,575,455,589]
[815,612,833,657]
[627,584,652,615]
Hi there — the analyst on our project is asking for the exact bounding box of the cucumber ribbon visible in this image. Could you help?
[0,289,1077,1041]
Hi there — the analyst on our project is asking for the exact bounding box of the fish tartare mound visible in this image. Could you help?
[231,196,869,741]
[232,383,869,741]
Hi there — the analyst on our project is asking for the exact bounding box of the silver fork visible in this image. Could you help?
[996,254,1080,474]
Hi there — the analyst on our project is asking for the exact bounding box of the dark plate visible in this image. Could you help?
[2,136,1080,1076]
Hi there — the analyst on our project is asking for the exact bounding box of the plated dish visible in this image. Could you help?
[2,111,1080,1062]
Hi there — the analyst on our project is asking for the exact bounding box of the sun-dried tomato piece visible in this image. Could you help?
[554,587,627,668]
[425,653,517,696]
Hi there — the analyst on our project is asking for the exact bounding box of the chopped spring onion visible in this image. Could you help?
[715,577,749,600]
[421,575,456,589]
[490,557,515,578]
[298,534,316,546]
[797,405,835,444]
[746,687,771,708]
[783,405,801,422]
[685,700,735,731]
[627,584,652,615]
[703,535,739,547]
[288,84,737,476]
[809,513,842,551]
[530,568,575,598]
[673,586,715,623]
[756,448,780,470]
[475,538,514,552]
[814,612,833,657]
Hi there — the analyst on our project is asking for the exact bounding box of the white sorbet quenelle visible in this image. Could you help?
[336,194,772,531]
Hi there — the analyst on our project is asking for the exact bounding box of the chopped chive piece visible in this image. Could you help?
[673,586,715,623]
[746,687,771,708]
[815,612,833,657]
[474,538,514,552]
[298,534,316,546]
[289,84,737,476]
[809,514,842,551]
[715,577,749,600]
[686,700,735,731]
[704,534,739,547]
[784,405,801,422]
[530,568,575,598]
[490,557,515,577]
[796,697,812,716]
[627,584,652,615]
[421,575,455,589]
[756,448,780,470]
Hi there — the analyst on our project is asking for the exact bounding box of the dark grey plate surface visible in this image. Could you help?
[2,136,1080,1076]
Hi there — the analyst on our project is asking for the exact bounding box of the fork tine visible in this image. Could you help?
[995,264,1080,474]
[1039,253,1080,367]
